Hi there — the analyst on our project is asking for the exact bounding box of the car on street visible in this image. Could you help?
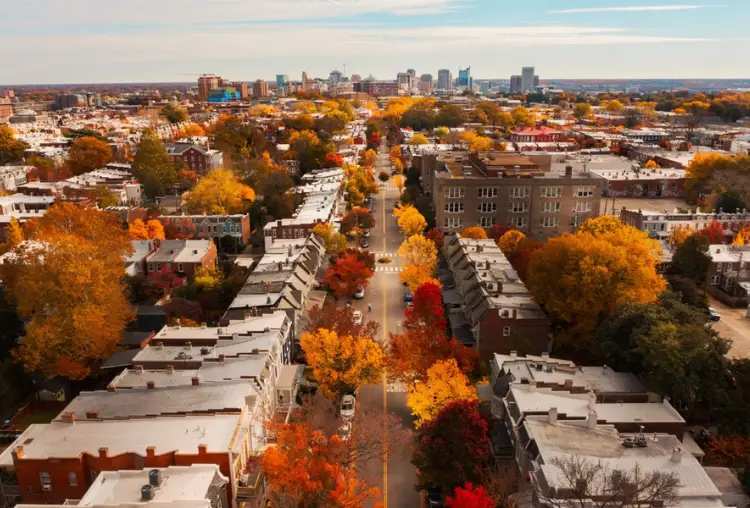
[352,310,363,325]
[363,230,370,238]
[425,490,444,508]
[340,395,356,419]
[353,287,365,299]
[361,239,369,248]
[708,307,721,321]
[404,290,413,303]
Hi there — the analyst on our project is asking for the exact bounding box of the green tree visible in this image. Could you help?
[435,104,467,128]
[0,126,29,165]
[132,129,178,198]
[159,103,188,124]
[668,234,712,286]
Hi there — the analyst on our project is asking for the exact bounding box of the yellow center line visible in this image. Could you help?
[381,155,389,508]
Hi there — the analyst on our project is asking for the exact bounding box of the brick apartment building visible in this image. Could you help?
[510,126,564,143]
[164,143,224,175]
[145,239,217,280]
[158,214,251,246]
[431,152,602,240]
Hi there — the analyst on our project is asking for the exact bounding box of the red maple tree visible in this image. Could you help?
[697,220,726,244]
[145,268,184,298]
[368,131,381,146]
[426,227,445,248]
[323,151,344,168]
[506,237,542,281]
[341,207,376,234]
[406,280,446,331]
[323,251,374,298]
[446,483,495,508]
[305,302,380,340]
[490,223,516,243]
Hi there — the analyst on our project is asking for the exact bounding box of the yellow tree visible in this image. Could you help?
[670,228,691,247]
[398,235,438,268]
[645,160,660,169]
[733,231,747,246]
[5,217,24,248]
[527,226,666,350]
[407,359,478,428]
[295,100,317,114]
[176,124,206,138]
[577,215,629,237]
[146,220,165,240]
[393,158,404,173]
[300,328,385,399]
[128,219,150,240]
[194,266,224,291]
[3,203,133,379]
[397,207,427,236]
[498,230,526,254]
[393,202,413,219]
[392,174,405,193]
[312,222,347,254]
[460,226,488,240]
[400,265,434,292]
[511,106,535,128]
[361,149,377,167]
[184,169,255,214]
[469,136,492,151]
[408,133,429,146]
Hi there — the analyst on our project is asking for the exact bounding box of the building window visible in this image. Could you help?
[711,275,720,285]
[477,202,497,213]
[574,201,592,213]
[510,187,530,198]
[541,216,560,228]
[512,217,527,228]
[444,187,465,199]
[177,263,184,272]
[69,472,78,486]
[503,326,511,337]
[575,186,594,198]
[509,201,528,213]
[542,201,561,213]
[445,202,464,213]
[156,263,162,271]
[40,472,52,491]
[444,217,464,229]
[541,186,562,198]
[477,187,498,198]
[477,217,496,227]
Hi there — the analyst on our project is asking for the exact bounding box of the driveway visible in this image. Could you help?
[708,297,750,359]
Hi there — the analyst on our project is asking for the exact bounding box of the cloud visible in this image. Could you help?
[551,5,711,14]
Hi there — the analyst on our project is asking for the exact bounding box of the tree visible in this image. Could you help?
[341,207,375,235]
[603,99,624,113]
[5,217,24,249]
[176,124,206,138]
[184,169,255,214]
[145,268,184,299]
[361,149,377,167]
[446,483,495,508]
[323,251,375,298]
[511,106,535,128]
[405,280,446,330]
[128,218,164,240]
[67,137,112,176]
[398,234,438,269]
[146,220,165,240]
[573,103,592,122]
[669,227,691,248]
[528,226,666,349]
[668,234,711,285]
[392,174,405,193]
[194,266,223,291]
[300,328,384,398]
[497,230,526,255]
[2,204,133,379]
[397,207,427,236]
[323,151,344,168]
[407,359,478,428]
[577,215,629,237]
[683,100,710,136]
[460,226,488,240]
[304,303,379,341]
[645,159,660,169]
[408,133,429,145]
[426,227,445,248]
[469,136,492,152]
[0,125,29,165]
[716,189,746,213]
[312,222,347,254]
[159,103,188,124]
[697,220,726,243]
[436,104,468,128]
[132,129,178,198]
[412,399,490,493]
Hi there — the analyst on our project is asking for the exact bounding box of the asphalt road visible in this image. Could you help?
[351,145,420,508]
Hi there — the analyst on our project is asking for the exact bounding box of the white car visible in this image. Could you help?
[353,287,365,300]
[352,310,363,325]
[340,395,356,419]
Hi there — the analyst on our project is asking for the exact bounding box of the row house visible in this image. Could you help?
[620,208,750,239]
[0,194,56,241]
[0,166,32,192]
[158,214,251,246]
[706,244,750,302]
[510,126,564,143]
[164,143,224,175]
[144,239,217,280]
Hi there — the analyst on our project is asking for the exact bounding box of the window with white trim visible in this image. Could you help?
[477,202,497,213]
[574,201,592,213]
[542,201,561,213]
[541,216,560,228]
[477,187,498,198]
[445,202,464,213]
[509,187,530,198]
[509,201,528,213]
[477,216,496,227]
[40,472,52,491]
[512,217,527,228]
[444,187,465,199]
[711,275,720,285]
[444,217,464,229]
[503,326,511,337]
[571,215,585,228]
[541,186,562,198]
[575,186,594,197]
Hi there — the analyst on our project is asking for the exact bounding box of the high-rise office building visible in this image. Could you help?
[407,69,416,85]
[533,75,540,88]
[253,80,269,98]
[521,66,535,93]
[198,74,221,99]
[437,69,453,90]
[329,70,343,83]
[397,72,411,90]
[276,75,289,88]
[510,75,522,93]
[420,74,433,84]
[457,67,472,89]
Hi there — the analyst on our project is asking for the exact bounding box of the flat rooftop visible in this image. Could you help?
[112,355,269,388]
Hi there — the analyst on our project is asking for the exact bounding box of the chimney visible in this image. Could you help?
[510,350,517,358]
[587,411,597,429]
[219,354,225,363]
[107,384,116,392]
[85,409,100,419]
[61,411,77,424]
[671,448,682,463]
[192,376,200,386]
[565,165,573,178]
[200,322,207,328]
[167,365,174,373]
[147,381,156,389]
[548,407,558,425]
[146,446,156,458]
[512,309,517,319]
[563,379,573,389]
[185,341,192,350]
[156,341,164,350]
[136,365,144,373]
[12,446,24,459]
[198,444,208,455]
[98,447,109,458]
[541,352,549,358]
[587,391,596,411]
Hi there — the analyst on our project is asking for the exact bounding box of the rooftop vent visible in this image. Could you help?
[141,484,155,501]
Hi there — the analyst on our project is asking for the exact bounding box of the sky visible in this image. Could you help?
[1,0,748,85]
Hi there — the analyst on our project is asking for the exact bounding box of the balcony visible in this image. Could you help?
[237,461,265,501]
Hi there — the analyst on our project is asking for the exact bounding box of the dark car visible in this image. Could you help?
[361,239,369,249]
[404,290,413,303]
[708,307,721,321]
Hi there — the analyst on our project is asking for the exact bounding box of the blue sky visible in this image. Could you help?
[1,0,748,84]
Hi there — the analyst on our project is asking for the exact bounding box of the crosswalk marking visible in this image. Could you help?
[375,266,403,273]
[379,186,400,192]
[373,252,397,258]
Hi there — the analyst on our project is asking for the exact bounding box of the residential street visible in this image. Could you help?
[351,145,420,508]
[709,297,750,359]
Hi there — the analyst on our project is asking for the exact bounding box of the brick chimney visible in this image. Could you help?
[198,444,208,455]
[98,447,109,458]
[147,381,156,389]
[85,409,100,419]
[106,384,116,392]
[60,411,77,424]
[192,376,200,386]
[146,446,156,458]
[12,446,24,460]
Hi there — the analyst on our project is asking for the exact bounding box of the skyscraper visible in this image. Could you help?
[198,74,221,99]
[510,75,522,93]
[457,67,472,89]
[420,74,433,84]
[397,72,411,90]
[329,70,343,83]
[301,71,309,92]
[521,66,535,93]
[533,75,540,88]
[437,69,453,91]
[351,74,363,83]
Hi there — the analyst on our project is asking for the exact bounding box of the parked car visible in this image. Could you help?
[404,290,413,303]
[352,310,363,325]
[354,287,365,299]
[363,230,370,238]
[708,307,721,321]
[425,490,444,508]
[340,395,356,419]
[361,239,369,248]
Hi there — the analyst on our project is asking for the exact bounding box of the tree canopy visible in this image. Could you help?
[184,169,255,214]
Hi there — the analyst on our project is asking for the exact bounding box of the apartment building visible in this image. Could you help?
[620,208,750,239]
[145,239,217,280]
[158,214,251,246]
[431,152,601,240]
[164,143,224,175]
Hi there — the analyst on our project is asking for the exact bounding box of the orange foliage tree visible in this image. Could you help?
[66,136,113,176]
[460,226,488,240]
[2,204,133,379]
[128,219,166,240]
[323,250,375,298]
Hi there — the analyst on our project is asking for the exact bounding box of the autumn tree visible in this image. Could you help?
[408,133,429,145]
[66,136,112,175]
[528,223,666,349]
[1,204,133,379]
[405,280,446,330]
[132,129,178,198]
[304,302,379,341]
[340,207,375,235]
[194,266,224,291]
[5,217,24,249]
[497,229,526,255]
[426,227,445,248]
[176,124,205,138]
[446,483,495,508]
[460,226,488,240]
[300,328,384,398]
[323,151,344,168]
[697,220,725,243]
[573,102,593,121]
[184,169,255,214]
[146,220,165,240]
[399,264,434,292]
[407,359,478,428]
[312,222,347,254]
[397,206,427,236]
[323,250,375,298]
[669,227,691,248]
[159,103,188,124]
[128,219,165,240]
[412,399,490,493]
[645,159,660,169]
[398,234,438,269]
[145,268,184,299]
[361,149,377,167]
[0,126,29,165]
[511,106,535,128]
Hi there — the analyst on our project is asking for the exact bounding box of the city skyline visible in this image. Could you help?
[1,0,748,84]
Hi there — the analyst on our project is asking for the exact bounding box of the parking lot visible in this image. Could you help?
[709,298,750,359]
